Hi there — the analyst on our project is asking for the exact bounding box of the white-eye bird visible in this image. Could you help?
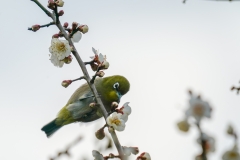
[41,75,130,137]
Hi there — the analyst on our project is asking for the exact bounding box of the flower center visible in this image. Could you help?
[112,119,121,125]
[56,42,67,52]
[229,151,238,158]
[193,104,204,116]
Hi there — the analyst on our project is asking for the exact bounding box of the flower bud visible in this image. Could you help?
[108,153,115,158]
[99,61,109,70]
[90,63,98,71]
[63,55,72,64]
[227,125,234,135]
[89,103,96,108]
[96,71,105,77]
[58,10,64,16]
[177,120,190,132]
[61,80,72,88]
[55,0,64,7]
[52,34,59,38]
[63,22,68,28]
[79,25,89,34]
[137,152,151,160]
[95,127,105,140]
[47,0,55,10]
[31,24,40,32]
[72,22,79,30]
[111,102,119,109]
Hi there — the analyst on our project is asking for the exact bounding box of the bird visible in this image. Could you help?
[41,75,130,137]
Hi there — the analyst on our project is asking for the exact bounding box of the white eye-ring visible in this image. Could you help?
[113,82,120,89]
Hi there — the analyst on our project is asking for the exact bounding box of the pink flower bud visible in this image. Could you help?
[58,10,64,16]
[52,34,59,38]
[63,22,68,28]
[47,0,55,10]
[72,22,78,30]
[61,80,72,88]
[96,71,105,77]
[31,24,40,32]
[137,152,151,160]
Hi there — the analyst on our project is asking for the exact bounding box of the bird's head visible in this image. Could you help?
[99,75,130,103]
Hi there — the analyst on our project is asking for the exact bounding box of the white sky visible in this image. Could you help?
[1,0,240,159]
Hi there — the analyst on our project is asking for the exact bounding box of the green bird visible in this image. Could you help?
[41,75,130,137]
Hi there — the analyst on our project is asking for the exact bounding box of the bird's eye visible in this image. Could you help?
[113,82,119,89]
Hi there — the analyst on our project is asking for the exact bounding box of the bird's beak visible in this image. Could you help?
[117,91,122,103]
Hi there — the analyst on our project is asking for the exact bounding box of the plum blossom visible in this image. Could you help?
[123,146,139,156]
[185,95,212,122]
[107,112,125,131]
[222,145,240,160]
[49,38,71,61]
[120,102,131,122]
[71,31,82,43]
[49,54,64,67]
[92,150,104,160]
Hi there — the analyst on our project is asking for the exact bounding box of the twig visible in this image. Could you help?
[53,4,60,24]
[30,0,53,18]
[196,122,207,160]
[72,76,86,82]
[30,1,126,159]
[28,22,55,31]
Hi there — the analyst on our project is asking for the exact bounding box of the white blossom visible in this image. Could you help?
[185,95,212,122]
[49,38,71,61]
[49,54,64,67]
[120,102,131,122]
[71,31,82,43]
[92,150,104,160]
[107,112,125,131]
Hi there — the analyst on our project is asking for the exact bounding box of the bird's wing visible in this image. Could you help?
[66,78,103,120]
[66,90,96,120]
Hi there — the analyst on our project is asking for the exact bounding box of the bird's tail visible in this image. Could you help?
[41,119,62,138]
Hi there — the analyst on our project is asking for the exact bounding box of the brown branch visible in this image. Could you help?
[30,1,126,159]
[196,122,207,160]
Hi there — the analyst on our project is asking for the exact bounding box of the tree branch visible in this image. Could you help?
[30,0,126,159]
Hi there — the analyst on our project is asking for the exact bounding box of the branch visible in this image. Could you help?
[28,22,55,31]
[30,0,126,159]
[31,0,53,18]
[196,122,207,160]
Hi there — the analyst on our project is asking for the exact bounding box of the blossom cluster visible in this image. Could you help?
[177,91,215,159]
[106,102,131,131]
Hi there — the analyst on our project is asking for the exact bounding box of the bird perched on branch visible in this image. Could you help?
[41,75,130,137]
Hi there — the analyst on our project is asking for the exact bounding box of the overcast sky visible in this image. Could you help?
[1,0,240,159]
